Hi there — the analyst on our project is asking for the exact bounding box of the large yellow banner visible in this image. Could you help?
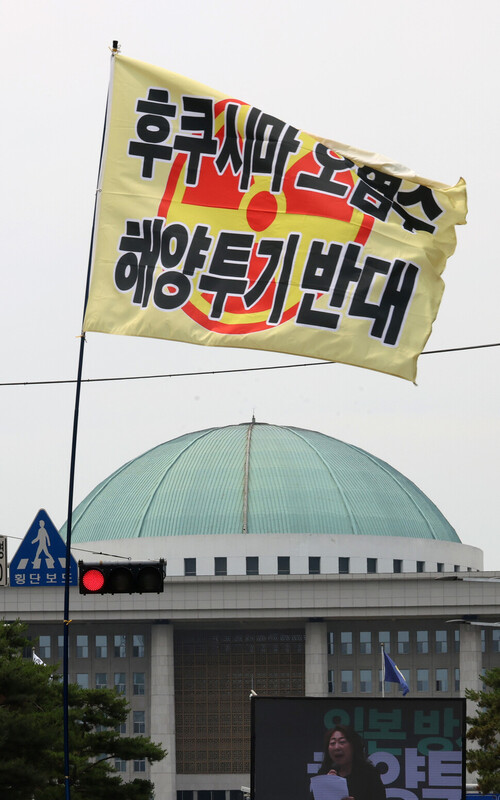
[83,54,467,381]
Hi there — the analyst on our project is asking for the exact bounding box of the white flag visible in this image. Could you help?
[32,650,46,666]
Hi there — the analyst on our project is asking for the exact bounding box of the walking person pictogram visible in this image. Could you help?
[31,520,54,569]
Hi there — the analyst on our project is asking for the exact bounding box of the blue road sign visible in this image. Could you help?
[467,796,497,800]
[9,509,77,587]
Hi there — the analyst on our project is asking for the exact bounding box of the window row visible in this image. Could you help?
[327,667,459,694]
[115,757,147,773]
[183,557,466,576]
[186,556,321,576]
[98,710,146,736]
[36,633,145,660]
[327,629,460,656]
[341,558,463,575]
[481,628,500,652]
[75,671,146,695]
[177,792,244,800]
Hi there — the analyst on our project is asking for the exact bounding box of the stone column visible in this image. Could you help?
[150,623,177,799]
[460,623,482,788]
[460,623,482,709]
[305,621,328,696]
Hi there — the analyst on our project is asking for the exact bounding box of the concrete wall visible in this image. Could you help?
[64,532,483,576]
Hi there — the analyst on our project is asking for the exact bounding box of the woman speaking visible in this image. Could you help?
[315,725,386,800]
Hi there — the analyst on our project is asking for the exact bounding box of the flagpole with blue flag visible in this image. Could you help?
[381,643,385,697]
[381,644,409,696]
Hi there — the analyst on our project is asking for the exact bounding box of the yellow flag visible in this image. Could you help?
[83,54,467,381]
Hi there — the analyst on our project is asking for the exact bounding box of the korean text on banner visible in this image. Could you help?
[83,54,467,381]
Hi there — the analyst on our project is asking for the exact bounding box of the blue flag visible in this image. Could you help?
[383,651,409,695]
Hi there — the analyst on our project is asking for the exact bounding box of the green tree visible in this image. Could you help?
[0,620,166,800]
[465,666,500,793]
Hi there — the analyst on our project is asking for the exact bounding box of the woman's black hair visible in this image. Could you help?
[317,725,367,775]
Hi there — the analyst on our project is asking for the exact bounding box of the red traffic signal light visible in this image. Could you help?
[78,560,165,595]
[81,568,106,592]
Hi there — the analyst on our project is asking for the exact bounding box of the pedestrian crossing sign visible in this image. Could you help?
[9,509,77,587]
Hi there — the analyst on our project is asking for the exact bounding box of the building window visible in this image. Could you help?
[417,669,429,692]
[435,630,448,654]
[133,672,145,695]
[95,634,107,658]
[114,672,126,695]
[481,629,486,653]
[360,632,371,655]
[437,562,444,573]
[23,638,33,660]
[38,635,51,659]
[177,793,194,800]
[491,629,500,653]
[246,556,259,576]
[214,557,227,576]
[328,669,334,694]
[199,793,226,800]
[416,561,425,573]
[436,668,448,692]
[360,669,372,693]
[339,557,350,574]
[454,565,460,572]
[133,759,146,773]
[184,558,196,576]
[454,668,460,692]
[133,710,146,734]
[114,634,126,658]
[309,556,320,575]
[341,670,353,693]
[277,556,290,575]
[115,721,126,734]
[367,558,377,574]
[393,559,402,573]
[76,673,89,689]
[416,631,428,654]
[340,632,352,655]
[133,634,145,658]
[115,758,127,772]
[398,631,410,655]
[327,632,334,655]
[76,635,88,658]
[454,629,460,653]
[379,631,390,654]
[58,635,64,659]
[95,673,107,690]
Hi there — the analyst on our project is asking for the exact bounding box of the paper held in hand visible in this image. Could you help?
[310,774,349,800]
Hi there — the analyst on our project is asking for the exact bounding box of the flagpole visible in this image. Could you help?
[381,643,385,698]
[62,41,118,800]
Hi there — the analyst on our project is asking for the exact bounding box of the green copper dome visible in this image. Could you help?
[64,422,459,543]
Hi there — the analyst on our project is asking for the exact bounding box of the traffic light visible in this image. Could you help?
[78,560,165,595]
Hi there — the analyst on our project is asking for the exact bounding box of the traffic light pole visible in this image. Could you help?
[63,331,87,800]
[62,47,115,799]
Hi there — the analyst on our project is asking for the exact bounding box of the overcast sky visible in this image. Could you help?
[1,0,499,569]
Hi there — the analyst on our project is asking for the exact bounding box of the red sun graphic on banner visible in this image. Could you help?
[158,98,374,335]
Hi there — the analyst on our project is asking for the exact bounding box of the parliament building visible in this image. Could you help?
[1,421,498,799]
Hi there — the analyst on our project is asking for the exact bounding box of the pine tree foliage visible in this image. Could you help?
[0,620,166,800]
[465,666,500,794]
